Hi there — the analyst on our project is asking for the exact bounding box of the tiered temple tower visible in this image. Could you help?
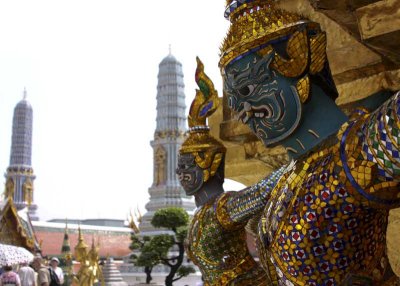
[139,52,195,234]
[4,89,37,220]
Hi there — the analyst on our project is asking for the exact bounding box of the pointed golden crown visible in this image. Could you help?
[74,226,88,252]
[180,57,226,182]
[220,0,330,102]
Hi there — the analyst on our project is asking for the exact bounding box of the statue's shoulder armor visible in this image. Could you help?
[338,92,400,209]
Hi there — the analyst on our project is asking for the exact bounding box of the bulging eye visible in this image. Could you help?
[238,84,256,97]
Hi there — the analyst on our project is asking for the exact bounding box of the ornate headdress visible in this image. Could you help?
[179,57,226,183]
[220,0,335,102]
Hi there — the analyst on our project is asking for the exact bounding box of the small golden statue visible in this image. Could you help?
[73,227,104,286]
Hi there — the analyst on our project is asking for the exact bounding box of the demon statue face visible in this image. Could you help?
[219,1,332,148]
[224,51,302,146]
[176,153,204,196]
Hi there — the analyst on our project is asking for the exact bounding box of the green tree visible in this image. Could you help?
[129,234,156,284]
[129,207,195,286]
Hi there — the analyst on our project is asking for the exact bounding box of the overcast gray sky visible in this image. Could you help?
[0,0,246,221]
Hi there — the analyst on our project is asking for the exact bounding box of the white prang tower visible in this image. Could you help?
[4,88,38,220]
[139,51,195,234]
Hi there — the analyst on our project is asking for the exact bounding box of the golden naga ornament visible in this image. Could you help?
[179,57,226,182]
[220,0,329,102]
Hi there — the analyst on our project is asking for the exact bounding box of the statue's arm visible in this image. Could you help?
[346,91,400,207]
[215,166,286,230]
[362,91,400,178]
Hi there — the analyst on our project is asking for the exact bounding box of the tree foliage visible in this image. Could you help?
[129,234,156,284]
[151,207,189,232]
[129,207,194,286]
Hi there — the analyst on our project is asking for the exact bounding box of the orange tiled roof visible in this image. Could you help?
[35,228,131,258]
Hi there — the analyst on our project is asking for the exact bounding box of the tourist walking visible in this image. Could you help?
[31,257,49,286]
[18,262,35,286]
[0,265,21,286]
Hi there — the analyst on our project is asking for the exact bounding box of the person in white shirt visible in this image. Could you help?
[18,262,35,286]
[48,258,63,285]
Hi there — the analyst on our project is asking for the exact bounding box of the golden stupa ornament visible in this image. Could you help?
[179,57,226,182]
[220,0,329,102]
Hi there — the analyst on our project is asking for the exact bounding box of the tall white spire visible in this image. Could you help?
[139,52,195,234]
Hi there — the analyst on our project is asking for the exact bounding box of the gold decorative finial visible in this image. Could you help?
[129,206,142,234]
[188,57,219,129]
[75,225,88,252]
[179,58,226,182]
[89,236,99,258]
[135,205,142,224]
[78,225,82,240]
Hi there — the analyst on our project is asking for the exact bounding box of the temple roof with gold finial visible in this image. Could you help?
[0,198,40,252]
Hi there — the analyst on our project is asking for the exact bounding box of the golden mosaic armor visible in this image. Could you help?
[218,0,400,283]
[180,58,285,285]
[187,168,284,285]
[255,93,400,285]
